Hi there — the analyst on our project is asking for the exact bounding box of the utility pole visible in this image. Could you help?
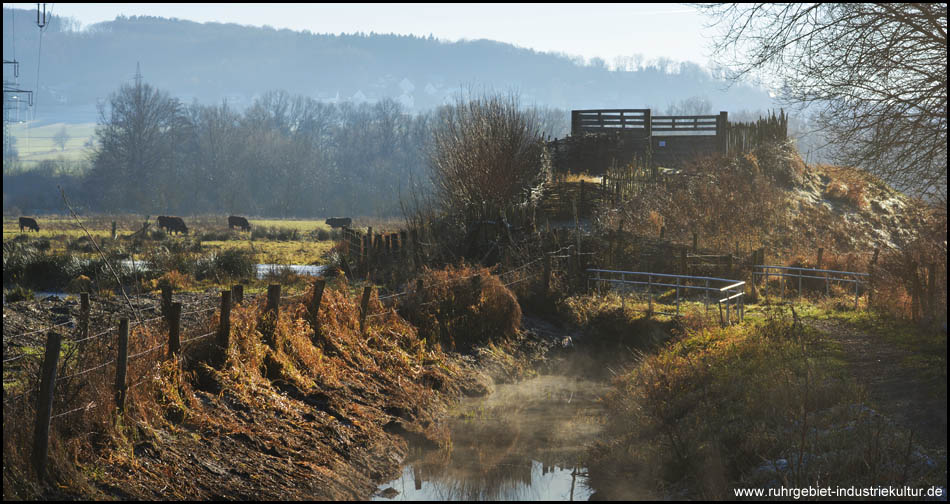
[3,4,48,158]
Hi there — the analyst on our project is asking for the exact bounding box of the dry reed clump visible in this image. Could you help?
[152,270,195,291]
[822,165,870,210]
[591,308,945,498]
[399,264,522,352]
[222,284,460,421]
[558,293,678,350]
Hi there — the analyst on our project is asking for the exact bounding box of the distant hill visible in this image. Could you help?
[3,8,778,125]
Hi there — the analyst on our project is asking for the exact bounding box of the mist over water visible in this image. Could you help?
[374,375,612,501]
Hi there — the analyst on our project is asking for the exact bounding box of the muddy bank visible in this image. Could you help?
[3,291,572,500]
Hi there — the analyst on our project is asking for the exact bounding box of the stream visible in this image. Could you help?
[373,374,611,501]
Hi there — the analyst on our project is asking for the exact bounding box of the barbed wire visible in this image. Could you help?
[50,401,96,420]
[58,358,115,381]
[127,341,166,361]
[180,330,216,345]
[7,318,75,338]
[180,306,217,318]
[2,353,34,364]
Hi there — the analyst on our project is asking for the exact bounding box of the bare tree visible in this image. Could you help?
[53,126,70,152]
[428,91,546,217]
[86,79,185,211]
[697,3,947,203]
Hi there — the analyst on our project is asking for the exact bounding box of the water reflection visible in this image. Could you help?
[374,375,609,501]
[119,259,326,279]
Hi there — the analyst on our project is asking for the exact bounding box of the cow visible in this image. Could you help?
[19,217,40,232]
[228,215,251,232]
[324,217,352,229]
[157,215,189,235]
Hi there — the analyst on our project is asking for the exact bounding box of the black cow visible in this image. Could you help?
[325,217,352,229]
[157,215,189,235]
[228,215,251,232]
[19,217,40,232]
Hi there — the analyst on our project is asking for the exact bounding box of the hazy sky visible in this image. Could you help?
[6,3,714,68]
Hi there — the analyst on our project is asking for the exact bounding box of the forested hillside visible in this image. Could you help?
[2,7,775,122]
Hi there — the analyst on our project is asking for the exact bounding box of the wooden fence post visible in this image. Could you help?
[692,232,698,253]
[309,278,326,333]
[32,331,62,480]
[116,318,129,412]
[161,286,172,322]
[543,253,552,295]
[868,247,879,307]
[471,274,482,303]
[80,292,89,340]
[410,228,420,272]
[218,290,231,350]
[266,284,281,318]
[359,286,372,335]
[231,284,244,305]
[927,263,936,323]
[816,247,824,269]
[168,302,182,357]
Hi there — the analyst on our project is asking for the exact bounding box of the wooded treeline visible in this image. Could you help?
[3,82,569,217]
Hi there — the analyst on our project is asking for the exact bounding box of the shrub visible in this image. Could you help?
[251,226,299,241]
[399,263,521,351]
[4,285,35,302]
[154,270,194,291]
[65,275,94,293]
[210,247,256,279]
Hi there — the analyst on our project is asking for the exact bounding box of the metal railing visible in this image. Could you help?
[587,269,746,325]
[753,265,869,309]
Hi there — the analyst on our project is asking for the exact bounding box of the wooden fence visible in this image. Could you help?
[559,108,788,174]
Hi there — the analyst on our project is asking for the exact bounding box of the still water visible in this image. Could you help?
[374,375,610,501]
[120,259,326,279]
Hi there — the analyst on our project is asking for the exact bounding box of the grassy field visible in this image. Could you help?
[1,214,346,267]
[7,122,97,165]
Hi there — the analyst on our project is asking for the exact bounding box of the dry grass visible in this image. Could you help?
[398,263,522,352]
[2,276,471,499]
[589,304,946,499]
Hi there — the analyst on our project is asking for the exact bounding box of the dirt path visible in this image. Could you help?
[806,317,947,449]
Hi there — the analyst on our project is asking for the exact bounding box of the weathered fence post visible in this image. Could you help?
[471,274,482,303]
[231,284,244,305]
[111,221,117,241]
[647,274,654,318]
[218,290,231,351]
[543,253,552,295]
[80,292,89,340]
[266,284,281,318]
[168,302,182,358]
[927,262,936,323]
[868,247,879,308]
[816,247,824,270]
[32,330,62,480]
[359,286,372,335]
[309,278,326,334]
[116,318,129,412]
[366,227,374,268]
[161,286,172,322]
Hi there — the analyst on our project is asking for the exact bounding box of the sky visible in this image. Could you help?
[5,3,715,68]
